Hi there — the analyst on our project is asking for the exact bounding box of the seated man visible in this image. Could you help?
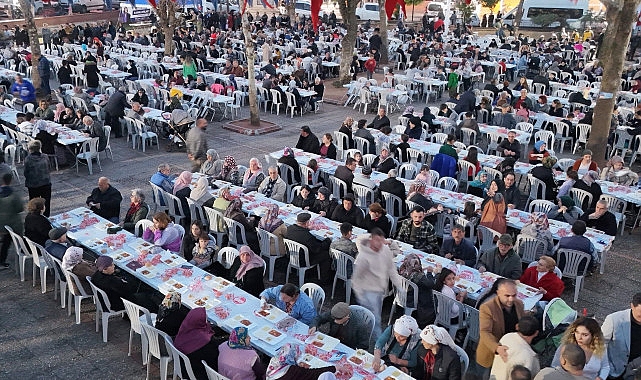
[503,172,524,209]
[257,166,287,203]
[396,206,439,254]
[125,101,145,121]
[367,107,390,130]
[295,125,320,154]
[259,283,317,325]
[497,130,522,160]
[378,169,406,208]
[555,220,598,273]
[439,224,477,266]
[579,199,617,236]
[308,302,371,349]
[86,177,123,223]
[285,212,332,282]
[151,163,175,193]
[334,157,357,194]
[477,234,522,280]
[45,227,69,260]
[329,223,358,278]
[353,165,377,190]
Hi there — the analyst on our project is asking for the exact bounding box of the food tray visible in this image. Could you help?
[346,349,379,371]
[300,353,330,369]
[186,294,221,309]
[212,278,235,292]
[253,325,287,345]
[224,314,257,330]
[518,285,540,298]
[305,332,340,352]
[162,254,187,267]
[159,279,188,294]
[136,266,157,279]
[378,366,414,380]
[254,306,288,323]
[131,241,154,252]
[454,278,482,294]
[110,250,134,262]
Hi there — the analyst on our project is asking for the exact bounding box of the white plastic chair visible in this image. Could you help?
[528,200,555,214]
[257,228,281,282]
[166,338,199,380]
[285,91,300,118]
[41,250,67,308]
[477,225,501,255]
[202,360,231,380]
[135,219,154,238]
[4,225,32,280]
[462,305,480,350]
[122,298,154,366]
[24,238,51,293]
[76,137,102,175]
[433,290,464,338]
[569,188,593,212]
[301,283,325,313]
[165,192,188,227]
[284,239,321,288]
[572,123,592,154]
[526,174,547,207]
[515,234,546,264]
[387,277,419,325]
[398,163,417,180]
[140,322,173,380]
[133,119,159,152]
[4,144,20,183]
[437,176,459,192]
[599,194,627,236]
[352,184,375,211]
[186,197,206,225]
[223,217,248,249]
[330,249,355,304]
[557,249,591,302]
[328,176,348,200]
[381,191,404,223]
[86,276,126,342]
[64,271,94,324]
[217,247,240,269]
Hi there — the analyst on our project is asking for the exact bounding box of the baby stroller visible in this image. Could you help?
[166,109,195,152]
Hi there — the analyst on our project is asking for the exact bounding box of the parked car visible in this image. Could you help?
[355,1,379,20]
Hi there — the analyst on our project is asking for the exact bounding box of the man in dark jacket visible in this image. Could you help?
[503,172,523,210]
[483,79,500,100]
[308,302,371,349]
[354,119,376,154]
[454,89,475,114]
[86,177,123,223]
[367,107,391,130]
[377,169,406,216]
[103,86,129,137]
[579,200,618,236]
[285,212,331,282]
[295,125,320,154]
[330,194,364,226]
[334,157,357,194]
[496,130,521,159]
[477,234,522,279]
[439,224,477,266]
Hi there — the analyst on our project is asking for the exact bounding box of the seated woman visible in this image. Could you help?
[242,158,265,192]
[181,221,205,261]
[371,146,396,174]
[467,170,489,198]
[557,169,579,198]
[600,155,638,185]
[531,156,558,201]
[228,246,265,297]
[174,308,228,379]
[34,122,58,157]
[479,179,507,234]
[200,149,223,176]
[547,196,583,225]
[421,107,437,134]
[551,318,610,380]
[215,155,241,186]
[258,204,287,255]
[120,188,150,234]
[218,327,266,380]
[519,212,554,256]
[548,99,565,117]
[404,117,423,140]
[373,315,422,374]
[519,255,565,302]
[62,246,97,294]
[528,140,550,165]
[278,147,302,183]
[463,147,482,182]
[190,232,217,269]
[266,343,338,380]
[213,186,233,214]
[414,325,463,380]
[572,150,599,176]
[155,291,188,338]
[190,176,214,208]
[172,171,192,219]
[572,170,602,211]
[291,185,315,210]
[361,203,392,238]
[59,106,78,126]
[434,268,465,324]
[414,165,432,188]
[406,181,442,224]
[224,199,260,254]
[352,151,364,167]
[312,186,338,218]
[319,133,337,160]
[399,254,437,328]
[142,212,182,253]
[24,197,52,246]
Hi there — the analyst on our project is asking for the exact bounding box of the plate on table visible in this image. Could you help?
[186,294,221,309]
[162,254,187,267]
[110,250,133,262]
[212,278,235,292]
[518,285,540,298]
[253,325,287,345]
[454,278,482,294]
[85,238,106,250]
[132,241,154,251]
[378,366,414,380]
[160,279,188,294]
[346,349,378,371]
[254,306,288,323]
[300,353,329,369]
[225,314,257,330]
[136,266,158,278]
[305,332,340,352]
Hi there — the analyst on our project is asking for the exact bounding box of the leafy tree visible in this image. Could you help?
[404,0,424,21]
[479,0,500,9]
[457,2,474,25]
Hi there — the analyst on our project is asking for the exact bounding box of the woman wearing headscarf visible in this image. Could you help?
[520,212,555,256]
[258,204,287,255]
[600,155,638,185]
[572,150,599,176]
[228,246,265,297]
[216,155,241,186]
[405,116,424,140]
[155,291,188,338]
[572,170,602,210]
[190,176,214,208]
[120,188,150,233]
[402,105,415,119]
[172,171,192,222]
[480,178,507,234]
[217,327,266,380]
[311,186,338,218]
[200,149,223,176]
[34,121,58,155]
[174,308,227,379]
[528,140,550,165]
[373,315,422,374]
[531,156,558,201]
[53,103,66,123]
[547,196,583,224]
[224,199,260,254]
[266,343,337,380]
[467,170,490,198]
[399,254,437,328]
[414,325,462,380]
[242,158,266,192]
[62,246,96,294]
[277,147,301,183]
[407,181,442,224]
[213,186,234,213]
[371,146,396,174]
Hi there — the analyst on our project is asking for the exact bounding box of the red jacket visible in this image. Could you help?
[519,266,565,301]
[365,58,377,73]
[571,159,598,172]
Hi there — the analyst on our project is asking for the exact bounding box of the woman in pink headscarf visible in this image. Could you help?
[172,171,192,222]
[228,246,265,297]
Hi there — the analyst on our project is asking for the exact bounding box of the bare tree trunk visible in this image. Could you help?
[18,0,41,90]
[242,12,260,126]
[287,2,295,26]
[339,0,359,84]
[378,0,389,64]
[512,0,525,36]
[590,0,641,164]
[156,0,177,56]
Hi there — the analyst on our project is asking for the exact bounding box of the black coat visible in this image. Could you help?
[24,212,52,247]
[334,165,355,194]
[91,271,136,311]
[292,194,315,210]
[104,90,128,117]
[57,65,72,85]
[296,133,320,154]
[278,156,302,183]
[228,256,265,297]
[379,177,406,202]
[338,124,354,148]
[285,224,331,266]
[83,63,100,88]
[413,344,462,380]
[331,205,364,227]
[361,214,392,237]
[372,156,396,174]
[530,166,556,201]
[86,185,123,220]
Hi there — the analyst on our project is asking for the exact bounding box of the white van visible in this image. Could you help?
[355,2,379,20]
[502,0,588,28]
[59,0,104,13]
[425,1,445,18]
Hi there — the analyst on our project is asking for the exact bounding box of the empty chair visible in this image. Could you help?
[64,271,94,324]
[223,217,249,248]
[86,276,127,342]
[204,206,227,247]
[557,249,591,302]
[515,235,546,264]
[573,124,592,154]
[528,199,555,214]
[398,163,417,179]
[284,239,321,287]
[330,249,355,304]
[301,283,325,313]
[462,305,480,350]
[477,225,502,255]
[352,184,375,210]
[122,298,154,365]
[24,238,51,294]
[140,322,173,380]
[387,277,419,325]
[568,188,593,212]
[75,137,102,175]
[41,250,67,308]
[381,191,404,223]
[4,225,32,281]
[437,176,459,192]
[217,247,240,269]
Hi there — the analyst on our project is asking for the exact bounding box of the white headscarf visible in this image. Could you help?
[420,325,458,350]
[318,373,337,380]
[62,247,84,272]
[393,315,419,337]
[189,176,213,204]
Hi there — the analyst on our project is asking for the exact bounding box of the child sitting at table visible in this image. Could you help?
[190,233,218,269]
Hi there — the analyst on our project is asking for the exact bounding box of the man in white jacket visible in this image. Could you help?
[352,227,403,337]
[490,315,541,380]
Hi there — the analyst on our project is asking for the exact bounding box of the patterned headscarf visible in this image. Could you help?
[266,343,301,379]
[224,198,243,218]
[235,246,264,281]
[529,212,550,235]
[258,204,284,233]
[158,291,182,319]
[228,326,252,349]
[399,253,423,279]
[173,171,192,194]
[282,146,294,157]
[223,155,238,170]
[62,247,84,272]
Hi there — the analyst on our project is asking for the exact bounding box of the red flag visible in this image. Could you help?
[148,0,156,7]
[311,0,322,31]
[385,0,397,20]
[398,0,406,19]
[241,0,248,14]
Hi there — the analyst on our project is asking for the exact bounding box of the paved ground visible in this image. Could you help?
[1,71,640,378]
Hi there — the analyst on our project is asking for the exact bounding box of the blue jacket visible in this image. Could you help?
[602,309,634,377]
[430,153,457,179]
[11,80,36,102]
[259,285,317,325]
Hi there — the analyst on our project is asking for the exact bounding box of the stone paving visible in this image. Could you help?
[1,77,641,378]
